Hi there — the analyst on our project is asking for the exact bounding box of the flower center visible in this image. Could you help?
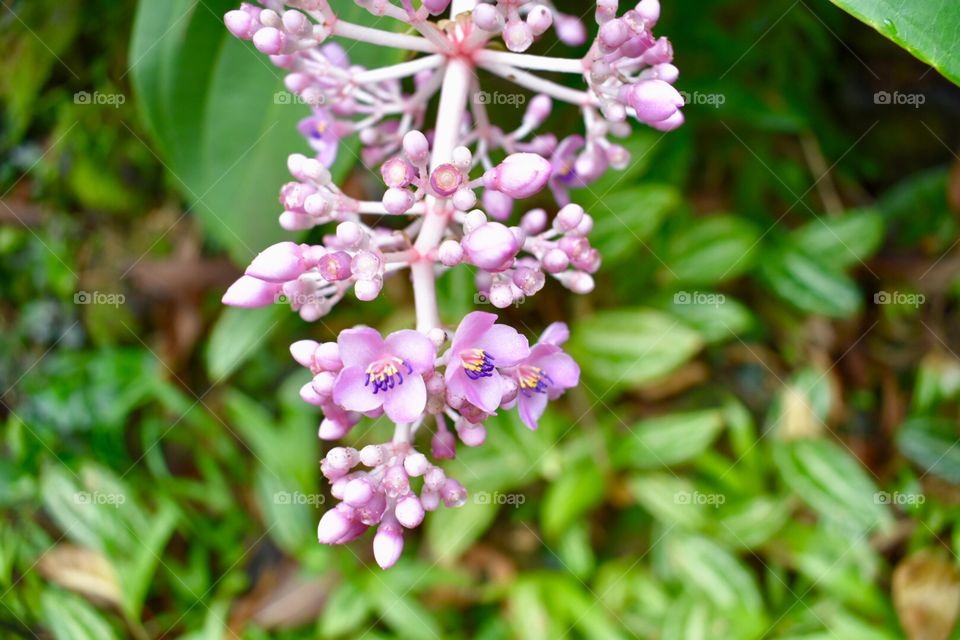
[460,348,495,380]
[517,364,551,395]
[365,356,412,394]
[430,163,463,197]
[314,119,328,137]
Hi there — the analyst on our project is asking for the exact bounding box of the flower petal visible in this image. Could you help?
[383,375,427,424]
[518,391,549,430]
[464,369,504,413]
[533,351,580,390]
[539,322,570,346]
[477,324,530,367]
[333,366,383,413]
[451,311,496,350]
[385,330,436,374]
[338,327,386,369]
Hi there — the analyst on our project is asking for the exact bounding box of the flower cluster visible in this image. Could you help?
[222,0,682,567]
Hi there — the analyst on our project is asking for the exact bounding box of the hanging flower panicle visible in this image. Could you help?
[223,0,682,568]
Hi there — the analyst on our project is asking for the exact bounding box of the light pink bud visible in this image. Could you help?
[314,342,341,370]
[326,447,358,470]
[373,516,404,569]
[317,505,353,544]
[651,63,680,84]
[484,153,552,199]
[441,479,468,508]
[359,444,387,467]
[356,491,386,525]
[489,282,515,309]
[599,18,630,52]
[222,276,282,308]
[543,248,570,273]
[438,240,464,266]
[650,110,684,131]
[555,14,587,45]
[318,418,350,440]
[622,80,684,124]
[641,37,673,65]
[290,339,319,368]
[424,466,446,490]
[381,157,416,188]
[383,466,410,498]
[605,144,630,169]
[621,33,656,58]
[311,371,336,396]
[351,251,382,280]
[462,222,520,271]
[523,95,553,127]
[224,10,256,39]
[431,430,456,460]
[503,20,533,51]
[554,203,584,231]
[513,267,546,295]
[452,146,472,170]
[575,214,594,235]
[344,477,375,506]
[282,9,310,35]
[526,5,553,36]
[636,0,661,25]
[336,221,363,247]
[383,187,415,215]
[423,0,451,15]
[395,495,425,528]
[299,381,324,406]
[452,188,477,211]
[403,452,429,477]
[521,208,548,234]
[473,4,503,32]
[463,209,488,234]
[252,27,286,55]
[354,277,382,301]
[402,130,430,163]
[430,164,463,197]
[318,251,351,281]
[596,0,618,23]
[246,242,305,282]
[421,489,440,511]
[561,271,595,294]
[458,423,487,446]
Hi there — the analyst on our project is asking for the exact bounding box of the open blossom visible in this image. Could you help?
[222,0,683,567]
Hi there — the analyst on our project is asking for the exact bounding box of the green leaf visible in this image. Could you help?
[896,417,960,483]
[587,185,681,265]
[540,462,606,539]
[826,0,960,86]
[665,534,764,615]
[569,309,703,389]
[628,474,708,530]
[758,248,862,318]
[426,499,499,563]
[716,497,791,550]
[773,439,893,534]
[368,575,442,640]
[613,410,725,470]
[661,215,761,283]
[319,581,372,639]
[42,590,119,640]
[657,294,755,344]
[205,305,284,380]
[790,209,884,270]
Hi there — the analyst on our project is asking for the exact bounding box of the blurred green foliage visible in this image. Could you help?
[3,0,960,638]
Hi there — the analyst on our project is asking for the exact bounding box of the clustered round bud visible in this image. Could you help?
[222,0,682,567]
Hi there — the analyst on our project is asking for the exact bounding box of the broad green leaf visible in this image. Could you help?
[540,462,605,539]
[826,0,960,86]
[204,305,284,380]
[426,498,499,563]
[628,474,708,530]
[758,248,861,318]
[42,590,119,640]
[716,497,791,550]
[254,466,315,555]
[773,439,893,534]
[613,410,725,470]
[587,185,681,265]
[569,309,703,389]
[790,209,884,270]
[656,293,755,344]
[507,579,556,640]
[319,581,372,639]
[555,524,595,579]
[665,535,764,615]
[368,575,442,640]
[661,215,761,283]
[896,417,960,483]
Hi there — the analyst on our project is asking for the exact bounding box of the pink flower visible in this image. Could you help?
[298,107,339,167]
[333,327,436,423]
[507,322,579,430]
[445,312,530,413]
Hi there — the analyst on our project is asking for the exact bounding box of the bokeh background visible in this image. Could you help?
[3,0,960,638]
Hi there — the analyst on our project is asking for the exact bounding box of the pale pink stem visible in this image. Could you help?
[354,54,446,84]
[330,19,438,53]
[474,49,584,74]
[478,61,595,106]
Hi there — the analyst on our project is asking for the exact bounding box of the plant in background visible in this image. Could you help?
[221,0,682,568]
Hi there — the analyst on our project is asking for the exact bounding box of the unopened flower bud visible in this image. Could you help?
[373,515,404,569]
[484,153,552,199]
[354,277,383,301]
[319,251,352,281]
[526,5,553,36]
[431,430,456,460]
[438,240,464,266]
[402,130,430,163]
[381,157,416,188]
[383,187,415,214]
[441,479,468,507]
[462,222,520,271]
[395,495,425,528]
